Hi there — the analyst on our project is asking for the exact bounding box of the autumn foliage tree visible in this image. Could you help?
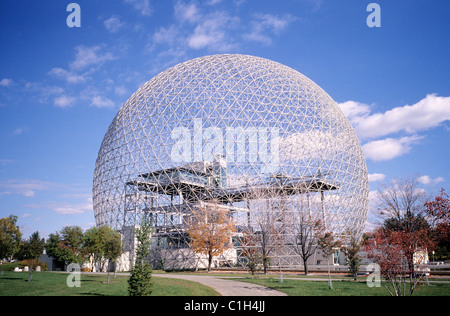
[365,226,434,296]
[187,206,236,271]
[366,175,438,295]
[424,188,450,260]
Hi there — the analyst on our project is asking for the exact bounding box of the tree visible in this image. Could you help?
[291,212,321,275]
[240,229,263,275]
[83,226,109,272]
[128,216,153,296]
[45,233,68,268]
[340,233,362,281]
[250,198,285,274]
[21,231,45,282]
[0,215,22,277]
[365,226,434,296]
[375,176,437,277]
[103,228,123,283]
[377,175,428,225]
[187,206,236,272]
[316,227,341,290]
[46,226,84,268]
[60,226,84,254]
[82,226,122,279]
[424,188,450,260]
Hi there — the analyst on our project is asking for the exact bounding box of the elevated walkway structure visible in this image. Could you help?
[120,156,339,270]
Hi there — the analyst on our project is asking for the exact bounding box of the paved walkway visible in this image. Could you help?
[79,271,287,296]
[153,274,287,296]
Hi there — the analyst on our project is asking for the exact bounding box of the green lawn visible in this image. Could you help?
[2,270,449,296]
[232,277,450,296]
[0,271,219,296]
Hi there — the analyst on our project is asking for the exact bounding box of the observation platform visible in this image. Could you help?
[125,162,339,205]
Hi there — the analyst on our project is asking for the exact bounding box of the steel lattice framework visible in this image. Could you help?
[93,54,369,270]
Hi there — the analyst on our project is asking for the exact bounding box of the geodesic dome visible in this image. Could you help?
[93,54,368,268]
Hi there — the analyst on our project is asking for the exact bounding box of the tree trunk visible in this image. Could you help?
[207,253,212,272]
[327,255,332,289]
[302,257,309,275]
[28,259,33,282]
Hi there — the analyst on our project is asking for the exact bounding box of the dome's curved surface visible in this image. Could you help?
[93,54,368,257]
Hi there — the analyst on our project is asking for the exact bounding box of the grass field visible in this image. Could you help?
[0,271,219,296]
[1,269,449,296]
[231,276,450,296]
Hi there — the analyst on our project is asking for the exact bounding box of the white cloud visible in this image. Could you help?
[368,173,385,182]
[22,190,35,197]
[54,95,76,108]
[52,194,93,215]
[70,45,116,71]
[25,197,93,216]
[0,159,14,166]
[0,179,59,198]
[417,175,445,185]
[48,67,86,84]
[12,128,24,135]
[104,16,125,33]
[362,135,423,161]
[338,94,450,162]
[417,175,432,185]
[53,203,92,215]
[256,13,294,33]
[339,94,450,140]
[185,10,238,51]
[124,0,152,16]
[153,25,179,45]
[153,2,241,52]
[0,78,13,87]
[280,130,347,161]
[154,2,241,52]
[244,13,296,45]
[174,1,200,23]
[91,95,115,108]
[338,100,371,122]
[151,2,297,59]
[114,85,128,96]
[48,45,117,86]
[302,0,323,11]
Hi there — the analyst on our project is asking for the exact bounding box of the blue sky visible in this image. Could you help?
[0,0,449,238]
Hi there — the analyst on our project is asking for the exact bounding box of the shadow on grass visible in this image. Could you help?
[0,277,23,280]
[79,293,107,296]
